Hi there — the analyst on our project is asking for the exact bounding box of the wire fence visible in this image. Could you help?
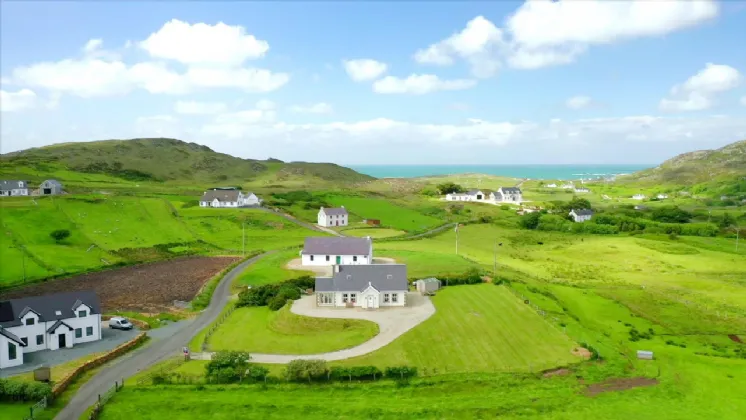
[201,305,236,352]
[21,396,48,420]
[87,379,124,420]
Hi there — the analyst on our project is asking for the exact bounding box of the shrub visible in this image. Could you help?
[330,366,383,381]
[50,229,71,243]
[0,378,52,402]
[520,212,541,230]
[267,296,287,311]
[206,351,252,383]
[385,366,418,380]
[237,275,314,308]
[284,359,329,382]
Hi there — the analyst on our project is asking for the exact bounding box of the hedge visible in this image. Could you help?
[0,379,52,402]
[192,251,264,311]
[236,275,315,310]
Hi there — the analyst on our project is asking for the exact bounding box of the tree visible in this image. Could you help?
[50,229,71,243]
[651,206,692,224]
[566,197,592,213]
[720,212,735,229]
[435,182,464,195]
[205,351,252,383]
[519,212,541,230]
[284,359,328,382]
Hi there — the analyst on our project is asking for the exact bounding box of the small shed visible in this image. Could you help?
[414,278,441,294]
[636,350,654,360]
[39,179,63,195]
[365,219,381,226]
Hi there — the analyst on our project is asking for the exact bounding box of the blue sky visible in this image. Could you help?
[1,1,745,164]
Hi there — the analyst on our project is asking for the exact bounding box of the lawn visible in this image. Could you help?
[231,249,313,291]
[337,284,579,372]
[208,305,379,354]
[324,194,442,232]
[343,227,406,238]
[377,249,481,278]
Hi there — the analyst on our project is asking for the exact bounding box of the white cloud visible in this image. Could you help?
[255,99,275,110]
[0,89,37,112]
[139,19,269,66]
[414,2,719,74]
[83,39,103,54]
[201,102,277,138]
[0,77,10,86]
[659,63,741,112]
[565,95,593,110]
[290,103,333,114]
[450,102,470,111]
[741,96,746,106]
[372,74,476,95]
[174,100,228,115]
[343,59,388,82]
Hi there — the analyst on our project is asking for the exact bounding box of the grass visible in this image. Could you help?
[343,227,406,238]
[208,305,379,354]
[231,249,313,292]
[377,249,481,278]
[337,285,578,372]
[324,194,442,232]
[8,351,106,383]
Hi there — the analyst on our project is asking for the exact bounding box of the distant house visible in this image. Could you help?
[489,191,503,201]
[632,194,646,200]
[0,180,29,197]
[199,189,257,208]
[445,190,486,202]
[466,190,486,201]
[315,264,408,309]
[39,179,63,195]
[569,209,594,222]
[445,193,469,201]
[0,291,102,369]
[497,187,523,202]
[546,183,557,188]
[561,183,574,189]
[656,194,668,199]
[318,206,348,227]
[574,187,590,193]
[635,205,648,211]
[301,236,372,266]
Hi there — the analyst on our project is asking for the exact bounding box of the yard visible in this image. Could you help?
[207,305,379,354]
[231,249,313,291]
[324,194,442,232]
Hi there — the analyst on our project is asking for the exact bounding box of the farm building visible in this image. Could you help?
[414,278,441,294]
[0,180,29,197]
[657,194,668,199]
[364,219,381,226]
[301,236,373,266]
[318,206,348,227]
[39,179,63,195]
[546,183,557,188]
[574,187,590,193]
[0,290,102,369]
[569,208,594,222]
[199,189,260,208]
[315,264,408,309]
[445,190,487,202]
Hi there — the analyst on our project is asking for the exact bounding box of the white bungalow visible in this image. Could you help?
[546,183,558,188]
[301,236,373,266]
[315,264,408,309]
[657,194,669,199]
[199,189,259,207]
[569,209,594,223]
[574,187,591,193]
[0,180,29,197]
[632,194,646,200]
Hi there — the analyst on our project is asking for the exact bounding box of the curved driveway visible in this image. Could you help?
[54,252,274,420]
[193,293,436,363]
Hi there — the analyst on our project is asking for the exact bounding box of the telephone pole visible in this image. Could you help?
[455,224,459,255]
[242,221,246,257]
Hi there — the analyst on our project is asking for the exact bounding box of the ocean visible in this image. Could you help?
[349,164,651,180]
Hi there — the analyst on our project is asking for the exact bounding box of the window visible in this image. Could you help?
[25,317,35,326]
[392,293,398,303]
[384,293,390,303]
[342,294,348,303]
[36,335,44,345]
[21,337,28,346]
[8,342,16,360]
[325,255,330,261]
[310,255,314,261]
[78,310,87,317]
[353,256,357,262]
[75,328,82,338]
[317,293,334,305]
[350,294,357,303]
[86,326,93,336]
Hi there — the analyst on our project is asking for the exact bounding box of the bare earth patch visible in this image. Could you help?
[585,377,659,396]
[543,368,571,378]
[572,347,593,359]
[728,334,743,344]
[0,256,239,312]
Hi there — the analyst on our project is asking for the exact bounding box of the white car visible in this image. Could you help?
[108,317,134,330]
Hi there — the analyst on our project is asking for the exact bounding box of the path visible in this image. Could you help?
[255,207,345,236]
[54,252,274,420]
[383,223,457,241]
[192,293,435,363]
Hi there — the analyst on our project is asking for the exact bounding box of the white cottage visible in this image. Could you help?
[657,194,669,200]
[546,183,558,188]
[0,291,102,369]
[0,180,29,197]
[315,264,409,309]
[632,194,646,200]
[301,236,373,266]
[569,208,594,223]
[496,187,522,203]
[318,207,348,227]
[199,189,259,207]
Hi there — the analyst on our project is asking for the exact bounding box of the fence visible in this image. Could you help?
[136,358,187,386]
[87,380,124,420]
[200,305,236,352]
[21,396,47,420]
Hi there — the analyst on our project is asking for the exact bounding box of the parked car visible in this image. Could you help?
[108,317,134,330]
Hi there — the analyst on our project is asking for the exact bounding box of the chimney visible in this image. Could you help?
[387,274,392,280]
[334,265,340,273]
[347,275,352,280]
[320,206,324,210]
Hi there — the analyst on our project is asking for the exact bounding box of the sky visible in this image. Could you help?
[1,0,746,165]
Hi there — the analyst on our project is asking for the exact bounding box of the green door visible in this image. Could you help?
[336,256,341,264]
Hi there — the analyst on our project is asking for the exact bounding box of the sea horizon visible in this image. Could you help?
[348,164,653,180]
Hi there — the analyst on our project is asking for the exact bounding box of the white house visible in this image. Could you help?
[0,180,29,197]
[546,183,557,188]
[39,180,63,195]
[632,194,646,200]
[569,208,594,222]
[561,183,574,189]
[315,264,409,309]
[318,206,348,227]
[445,190,487,202]
[496,187,523,203]
[657,194,669,199]
[0,291,102,369]
[301,236,373,266]
[574,187,591,193]
[199,189,259,208]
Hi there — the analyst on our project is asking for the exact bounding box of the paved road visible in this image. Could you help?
[255,207,344,236]
[54,252,273,420]
[192,293,435,364]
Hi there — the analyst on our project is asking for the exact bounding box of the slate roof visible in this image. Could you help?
[0,180,28,192]
[302,237,371,256]
[46,320,74,334]
[0,290,101,328]
[466,190,485,196]
[0,326,26,346]
[491,191,503,198]
[571,209,594,216]
[315,264,408,292]
[200,190,241,203]
[320,207,348,216]
[500,187,522,194]
[42,179,62,187]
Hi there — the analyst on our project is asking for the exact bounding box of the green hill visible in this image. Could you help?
[0,138,374,187]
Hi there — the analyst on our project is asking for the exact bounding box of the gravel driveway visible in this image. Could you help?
[194,292,435,363]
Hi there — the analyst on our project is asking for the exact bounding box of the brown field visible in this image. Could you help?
[0,256,239,312]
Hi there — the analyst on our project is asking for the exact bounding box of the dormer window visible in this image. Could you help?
[55,310,62,316]
[25,318,35,326]
[78,310,87,317]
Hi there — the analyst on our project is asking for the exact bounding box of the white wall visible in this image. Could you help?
[0,335,24,369]
[67,305,102,345]
[10,312,47,352]
[318,212,348,227]
[324,290,407,308]
[301,254,370,266]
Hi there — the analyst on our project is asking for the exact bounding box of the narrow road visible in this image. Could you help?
[255,207,345,236]
[381,223,456,242]
[54,252,273,420]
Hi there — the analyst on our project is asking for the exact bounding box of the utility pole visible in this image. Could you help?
[736,227,741,252]
[493,239,497,277]
[242,221,246,257]
[455,224,459,255]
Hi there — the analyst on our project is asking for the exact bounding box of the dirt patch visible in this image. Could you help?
[728,334,743,344]
[0,256,239,313]
[572,347,593,359]
[543,368,571,378]
[585,377,659,396]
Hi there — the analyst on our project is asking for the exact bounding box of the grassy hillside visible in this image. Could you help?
[0,138,374,189]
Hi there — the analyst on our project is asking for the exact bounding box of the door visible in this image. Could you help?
[366,295,375,309]
[58,333,66,348]
[43,188,51,195]
[336,256,341,264]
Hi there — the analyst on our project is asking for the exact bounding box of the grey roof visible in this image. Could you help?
[500,187,522,194]
[0,326,26,346]
[42,179,62,187]
[200,190,241,202]
[315,264,408,292]
[46,320,74,334]
[570,209,594,216]
[0,180,28,192]
[491,191,503,198]
[320,207,348,216]
[415,278,440,284]
[466,189,483,195]
[302,237,371,256]
[0,290,101,328]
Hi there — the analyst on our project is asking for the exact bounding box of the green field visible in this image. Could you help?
[232,249,313,292]
[378,249,481,278]
[208,305,379,354]
[343,227,406,238]
[324,194,442,232]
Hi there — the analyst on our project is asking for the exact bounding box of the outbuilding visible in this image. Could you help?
[414,278,441,294]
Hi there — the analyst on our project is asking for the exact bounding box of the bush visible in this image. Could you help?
[385,366,418,380]
[50,229,71,243]
[267,296,287,311]
[519,212,541,230]
[438,268,483,286]
[237,275,314,308]
[284,359,329,382]
[0,378,52,402]
[206,351,252,383]
[330,366,383,381]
